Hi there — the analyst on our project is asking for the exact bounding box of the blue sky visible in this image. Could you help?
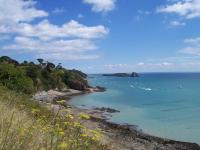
[1,0,200,73]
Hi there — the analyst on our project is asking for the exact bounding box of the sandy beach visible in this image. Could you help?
[33,89,200,150]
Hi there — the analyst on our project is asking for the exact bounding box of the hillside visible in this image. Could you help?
[0,56,89,94]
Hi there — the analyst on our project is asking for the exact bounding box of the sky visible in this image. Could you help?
[0,0,200,73]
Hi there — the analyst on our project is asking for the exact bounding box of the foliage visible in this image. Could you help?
[0,64,34,94]
[70,69,87,78]
[0,86,107,150]
[0,56,19,65]
[63,70,88,90]
[0,56,89,94]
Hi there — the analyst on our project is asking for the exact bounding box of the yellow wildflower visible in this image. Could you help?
[58,142,68,149]
[31,108,40,114]
[78,113,90,120]
[65,114,73,119]
[63,121,70,126]
[80,133,88,137]
[56,100,66,104]
[73,122,82,128]
[59,131,65,136]
[92,137,98,141]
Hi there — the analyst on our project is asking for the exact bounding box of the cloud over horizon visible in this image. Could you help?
[180,37,200,55]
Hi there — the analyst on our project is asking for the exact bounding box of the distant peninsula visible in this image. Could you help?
[102,72,139,77]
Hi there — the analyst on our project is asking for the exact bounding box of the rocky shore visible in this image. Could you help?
[33,86,105,103]
[33,89,200,150]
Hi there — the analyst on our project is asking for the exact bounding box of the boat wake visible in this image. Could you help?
[140,87,152,91]
[130,84,152,91]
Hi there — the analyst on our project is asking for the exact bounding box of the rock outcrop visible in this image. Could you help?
[94,107,120,113]
[103,72,139,77]
[130,72,139,77]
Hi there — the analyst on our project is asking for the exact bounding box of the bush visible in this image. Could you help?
[0,64,34,94]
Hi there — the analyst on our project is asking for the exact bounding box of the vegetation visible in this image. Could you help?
[0,56,89,94]
[0,86,107,150]
[0,56,107,149]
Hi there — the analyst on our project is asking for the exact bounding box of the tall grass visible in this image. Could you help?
[0,86,107,150]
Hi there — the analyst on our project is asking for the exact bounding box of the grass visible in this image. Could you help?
[0,86,107,150]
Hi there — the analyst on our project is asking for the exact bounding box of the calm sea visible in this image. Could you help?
[69,73,200,143]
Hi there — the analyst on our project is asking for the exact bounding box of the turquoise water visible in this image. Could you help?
[69,73,200,143]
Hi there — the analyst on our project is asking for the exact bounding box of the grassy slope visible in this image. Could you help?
[0,86,107,150]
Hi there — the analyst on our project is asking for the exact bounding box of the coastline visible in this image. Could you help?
[33,89,200,150]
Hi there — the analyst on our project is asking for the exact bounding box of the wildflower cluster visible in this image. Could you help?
[0,87,107,150]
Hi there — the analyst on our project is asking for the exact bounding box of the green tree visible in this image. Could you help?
[37,58,44,64]
[46,62,55,72]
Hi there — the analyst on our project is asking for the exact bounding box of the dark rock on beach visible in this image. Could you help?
[86,86,106,92]
[94,107,120,113]
[90,116,200,150]
[95,86,106,92]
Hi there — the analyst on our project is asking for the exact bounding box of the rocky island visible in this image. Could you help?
[103,72,139,77]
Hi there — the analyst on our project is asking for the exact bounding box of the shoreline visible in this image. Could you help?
[33,89,200,150]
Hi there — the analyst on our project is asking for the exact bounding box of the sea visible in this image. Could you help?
[69,73,200,144]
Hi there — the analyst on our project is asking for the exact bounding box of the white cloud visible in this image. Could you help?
[136,62,145,66]
[0,0,48,24]
[161,62,173,66]
[104,64,128,69]
[136,62,173,68]
[180,47,200,55]
[4,19,108,40]
[3,37,96,53]
[180,37,200,55]
[157,0,200,19]
[100,56,200,73]
[83,0,116,12]
[102,62,175,72]
[3,37,100,60]
[37,53,99,61]
[0,0,109,61]
[184,37,200,44]
[170,20,185,26]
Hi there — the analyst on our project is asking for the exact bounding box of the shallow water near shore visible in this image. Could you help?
[69,73,200,144]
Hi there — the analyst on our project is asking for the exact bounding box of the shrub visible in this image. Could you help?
[0,64,34,94]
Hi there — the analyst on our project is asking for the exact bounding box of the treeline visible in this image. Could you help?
[0,56,89,94]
